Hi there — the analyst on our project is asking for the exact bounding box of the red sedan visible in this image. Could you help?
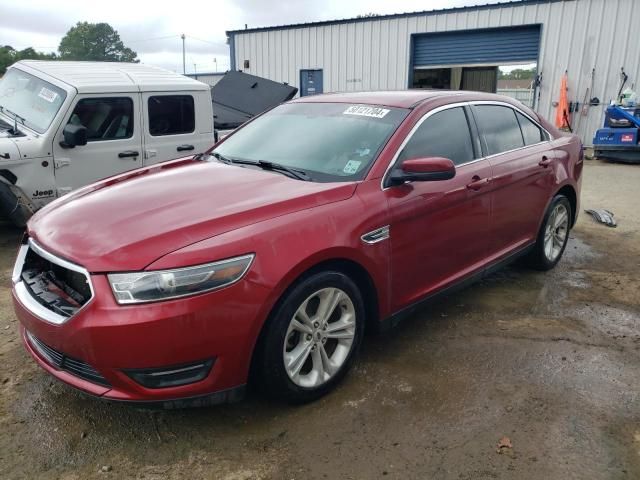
[12,91,582,406]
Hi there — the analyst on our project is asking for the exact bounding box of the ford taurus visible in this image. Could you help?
[11,91,582,406]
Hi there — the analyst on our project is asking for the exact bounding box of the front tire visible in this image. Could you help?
[256,271,365,403]
[526,194,572,271]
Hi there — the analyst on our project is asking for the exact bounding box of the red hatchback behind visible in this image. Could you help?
[12,91,582,406]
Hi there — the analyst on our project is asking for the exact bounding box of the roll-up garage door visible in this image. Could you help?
[412,25,541,67]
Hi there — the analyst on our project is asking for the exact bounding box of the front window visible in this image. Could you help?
[212,102,409,182]
[0,68,67,134]
[397,107,476,166]
[67,97,134,141]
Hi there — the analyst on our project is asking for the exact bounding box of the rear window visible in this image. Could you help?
[148,95,195,136]
[516,111,546,145]
[473,105,524,156]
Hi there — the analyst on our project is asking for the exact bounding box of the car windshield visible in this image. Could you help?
[212,102,409,182]
[0,68,67,134]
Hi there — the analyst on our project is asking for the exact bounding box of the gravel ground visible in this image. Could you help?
[0,159,639,480]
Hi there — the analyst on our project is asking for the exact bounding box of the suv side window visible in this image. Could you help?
[516,111,547,145]
[68,97,133,141]
[397,107,475,166]
[474,105,524,155]
[148,95,195,136]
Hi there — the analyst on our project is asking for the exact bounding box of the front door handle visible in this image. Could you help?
[177,144,195,152]
[539,156,552,167]
[466,176,490,191]
[118,150,139,158]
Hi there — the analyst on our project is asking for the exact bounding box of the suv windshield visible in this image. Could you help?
[0,68,67,134]
[212,102,409,182]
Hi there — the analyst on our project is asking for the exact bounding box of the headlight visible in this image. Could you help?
[108,254,254,304]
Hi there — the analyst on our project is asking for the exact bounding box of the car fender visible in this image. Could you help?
[147,201,390,381]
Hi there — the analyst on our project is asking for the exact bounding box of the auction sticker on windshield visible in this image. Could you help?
[343,105,390,119]
[38,87,58,103]
[343,160,361,174]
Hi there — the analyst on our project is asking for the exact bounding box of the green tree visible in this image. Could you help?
[0,45,56,75]
[58,22,138,62]
[498,68,536,80]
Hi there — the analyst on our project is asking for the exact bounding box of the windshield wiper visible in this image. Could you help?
[210,151,234,164]
[210,152,311,181]
[1,107,26,136]
[254,160,311,181]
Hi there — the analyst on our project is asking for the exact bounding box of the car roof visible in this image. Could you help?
[13,60,209,94]
[290,90,511,109]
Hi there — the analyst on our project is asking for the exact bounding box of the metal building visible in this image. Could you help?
[226,0,640,143]
[184,72,225,87]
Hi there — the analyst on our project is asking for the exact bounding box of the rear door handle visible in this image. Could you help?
[118,150,139,158]
[466,176,490,191]
[177,144,195,152]
[539,156,552,167]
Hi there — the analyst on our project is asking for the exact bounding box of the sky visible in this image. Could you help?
[0,0,506,74]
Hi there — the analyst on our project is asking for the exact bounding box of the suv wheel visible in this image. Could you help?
[256,271,365,403]
[526,194,572,271]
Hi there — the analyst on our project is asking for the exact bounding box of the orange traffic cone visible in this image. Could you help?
[555,71,571,130]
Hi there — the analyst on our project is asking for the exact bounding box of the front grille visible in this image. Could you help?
[17,240,93,321]
[27,331,110,387]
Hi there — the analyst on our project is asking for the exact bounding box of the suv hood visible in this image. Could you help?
[28,159,356,272]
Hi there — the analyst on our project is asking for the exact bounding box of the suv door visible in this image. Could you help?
[383,105,492,310]
[472,104,556,258]
[141,92,212,164]
[52,94,143,194]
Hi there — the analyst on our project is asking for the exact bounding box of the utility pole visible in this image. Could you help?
[213,57,217,73]
[181,34,186,74]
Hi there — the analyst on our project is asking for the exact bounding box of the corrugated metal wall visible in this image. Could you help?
[230,0,640,143]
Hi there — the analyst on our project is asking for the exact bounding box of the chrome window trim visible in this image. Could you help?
[381,100,552,190]
[13,239,94,325]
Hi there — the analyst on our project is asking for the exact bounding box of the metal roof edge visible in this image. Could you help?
[185,72,226,77]
[226,0,568,36]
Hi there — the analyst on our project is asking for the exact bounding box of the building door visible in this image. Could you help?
[410,25,540,92]
[300,70,323,96]
[461,67,498,93]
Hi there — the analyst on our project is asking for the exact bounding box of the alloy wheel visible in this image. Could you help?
[544,203,569,262]
[283,287,356,388]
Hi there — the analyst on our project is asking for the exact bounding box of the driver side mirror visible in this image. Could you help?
[388,157,456,186]
[60,123,87,149]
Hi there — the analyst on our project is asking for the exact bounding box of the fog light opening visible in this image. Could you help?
[125,359,214,389]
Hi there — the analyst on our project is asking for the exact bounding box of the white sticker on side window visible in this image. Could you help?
[343,105,390,119]
[343,160,362,174]
[38,87,58,103]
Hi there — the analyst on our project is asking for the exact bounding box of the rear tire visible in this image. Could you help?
[255,271,365,403]
[526,195,572,271]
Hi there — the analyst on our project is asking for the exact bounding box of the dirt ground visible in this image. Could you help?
[0,159,639,480]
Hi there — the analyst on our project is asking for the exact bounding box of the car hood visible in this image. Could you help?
[28,159,357,272]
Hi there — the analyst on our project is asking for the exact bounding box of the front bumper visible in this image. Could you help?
[13,271,271,405]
